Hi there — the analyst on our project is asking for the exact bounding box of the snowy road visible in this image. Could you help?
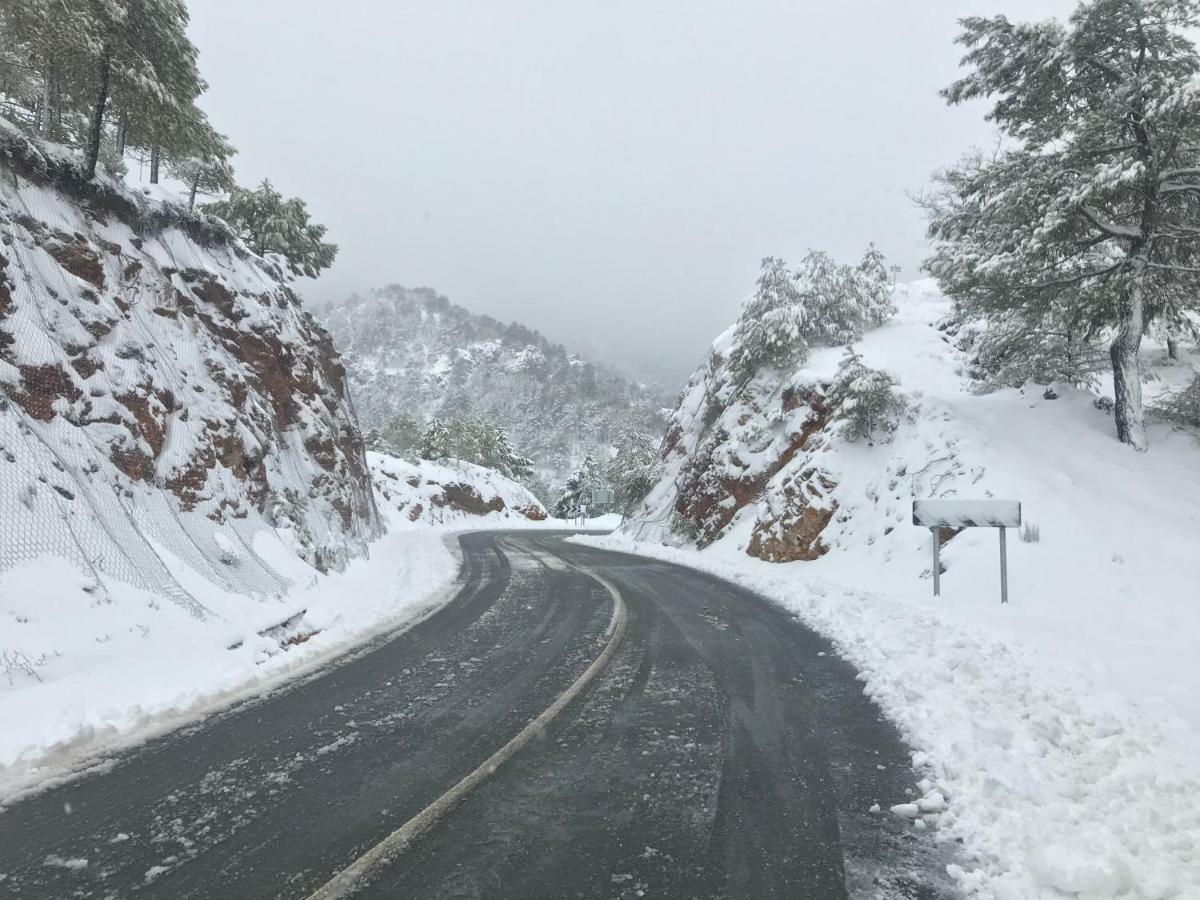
[0,533,952,899]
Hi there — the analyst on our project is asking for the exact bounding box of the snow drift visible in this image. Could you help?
[0,120,380,610]
[607,280,1200,898]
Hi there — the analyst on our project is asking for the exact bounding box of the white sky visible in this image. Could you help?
[186,0,1075,382]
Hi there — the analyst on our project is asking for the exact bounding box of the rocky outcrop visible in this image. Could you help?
[0,123,379,605]
[369,452,547,526]
[624,329,841,563]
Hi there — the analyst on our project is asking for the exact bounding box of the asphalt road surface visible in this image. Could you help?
[0,531,955,899]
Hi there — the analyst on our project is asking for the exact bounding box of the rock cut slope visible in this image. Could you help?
[0,120,380,610]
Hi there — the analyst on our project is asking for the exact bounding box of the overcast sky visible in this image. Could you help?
[186,0,1074,384]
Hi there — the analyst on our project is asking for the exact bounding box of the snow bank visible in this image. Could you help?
[0,525,460,804]
[604,280,1200,898]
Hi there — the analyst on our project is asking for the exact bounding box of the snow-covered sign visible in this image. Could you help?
[912,499,1021,604]
[912,499,1021,529]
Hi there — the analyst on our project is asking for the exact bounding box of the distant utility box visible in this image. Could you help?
[912,499,1021,529]
[912,499,1021,604]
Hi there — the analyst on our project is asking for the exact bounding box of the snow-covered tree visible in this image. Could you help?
[204,180,338,278]
[418,418,451,461]
[365,414,422,457]
[966,306,1109,389]
[0,0,215,180]
[729,248,896,385]
[607,429,661,512]
[826,348,904,442]
[553,452,607,517]
[1155,371,1200,428]
[729,256,810,384]
[926,0,1200,450]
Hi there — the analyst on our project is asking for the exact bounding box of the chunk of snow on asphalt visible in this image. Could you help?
[42,855,87,871]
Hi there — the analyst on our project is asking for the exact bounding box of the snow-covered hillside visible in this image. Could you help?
[369,451,546,526]
[600,281,1200,899]
[314,285,667,485]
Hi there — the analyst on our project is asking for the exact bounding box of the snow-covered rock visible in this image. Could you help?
[369,452,546,527]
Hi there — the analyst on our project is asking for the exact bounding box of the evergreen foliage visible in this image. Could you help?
[364,414,423,458]
[1155,372,1200,429]
[414,417,533,480]
[554,453,608,517]
[607,430,661,512]
[729,247,895,384]
[826,348,904,442]
[203,180,338,278]
[925,0,1200,450]
[0,0,221,179]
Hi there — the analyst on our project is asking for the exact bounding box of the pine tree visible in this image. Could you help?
[203,180,338,278]
[553,452,606,517]
[607,430,660,512]
[729,256,810,383]
[927,0,1200,450]
[826,348,904,442]
[418,418,451,461]
[729,248,897,385]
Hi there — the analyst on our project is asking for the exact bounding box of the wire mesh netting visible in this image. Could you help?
[0,153,376,615]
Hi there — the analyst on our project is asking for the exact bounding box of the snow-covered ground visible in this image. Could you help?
[580,282,1200,900]
[0,454,564,804]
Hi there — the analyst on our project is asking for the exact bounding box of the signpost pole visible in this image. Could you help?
[932,527,941,597]
[999,527,1008,605]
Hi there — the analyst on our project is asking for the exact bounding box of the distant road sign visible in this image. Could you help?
[912,499,1021,529]
[590,487,615,507]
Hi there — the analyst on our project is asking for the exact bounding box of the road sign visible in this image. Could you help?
[590,487,615,509]
[912,499,1021,604]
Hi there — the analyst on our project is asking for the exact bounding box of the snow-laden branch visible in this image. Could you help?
[1079,204,1142,240]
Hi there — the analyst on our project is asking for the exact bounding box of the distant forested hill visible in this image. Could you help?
[315,286,669,487]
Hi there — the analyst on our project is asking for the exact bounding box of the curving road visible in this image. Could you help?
[0,532,954,899]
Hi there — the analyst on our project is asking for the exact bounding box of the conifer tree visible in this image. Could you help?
[927,0,1200,450]
[204,180,338,278]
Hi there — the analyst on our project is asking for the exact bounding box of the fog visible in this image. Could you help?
[187,0,1073,384]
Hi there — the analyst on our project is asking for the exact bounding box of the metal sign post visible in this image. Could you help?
[912,499,1021,604]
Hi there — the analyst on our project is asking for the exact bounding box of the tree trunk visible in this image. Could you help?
[38,63,53,139]
[188,172,199,210]
[1110,279,1148,451]
[1167,334,1179,360]
[116,118,127,156]
[83,46,112,180]
[149,144,160,184]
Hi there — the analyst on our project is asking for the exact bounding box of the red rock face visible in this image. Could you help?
[652,349,840,563]
[0,130,380,577]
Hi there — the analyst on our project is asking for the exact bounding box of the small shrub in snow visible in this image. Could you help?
[1,649,46,685]
[1154,373,1200,430]
[826,349,904,442]
[1020,522,1041,543]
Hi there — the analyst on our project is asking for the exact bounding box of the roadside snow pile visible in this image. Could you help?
[0,526,461,805]
[599,280,1200,898]
[369,452,547,526]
